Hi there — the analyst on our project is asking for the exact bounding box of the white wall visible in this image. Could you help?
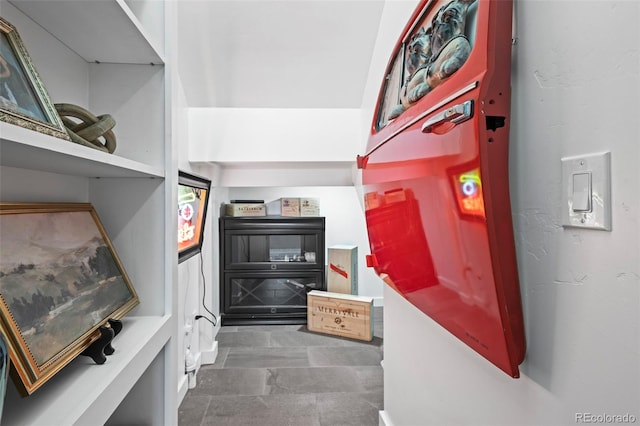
[189,108,363,163]
[227,186,383,304]
[360,0,419,136]
[174,76,223,400]
[380,1,640,425]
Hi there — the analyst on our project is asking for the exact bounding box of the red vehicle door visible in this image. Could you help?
[358,0,525,377]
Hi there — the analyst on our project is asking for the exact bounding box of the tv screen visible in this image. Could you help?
[178,170,211,263]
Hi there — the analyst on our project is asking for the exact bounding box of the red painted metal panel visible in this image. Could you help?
[359,0,525,377]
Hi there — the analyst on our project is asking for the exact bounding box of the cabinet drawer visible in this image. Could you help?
[222,271,324,315]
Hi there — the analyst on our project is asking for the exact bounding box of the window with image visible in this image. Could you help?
[375,0,478,131]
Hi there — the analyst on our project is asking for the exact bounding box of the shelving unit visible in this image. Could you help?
[0,0,177,424]
[219,216,326,325]
[1,316,171,425]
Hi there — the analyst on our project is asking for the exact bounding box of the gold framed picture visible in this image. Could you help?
[0,17,70,141]
[0,203,139,395]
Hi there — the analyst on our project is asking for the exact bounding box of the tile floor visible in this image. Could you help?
[179,307,384,426]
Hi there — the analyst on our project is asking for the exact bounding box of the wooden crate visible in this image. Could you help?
[300,198,320,216]
[307,290,373,341]
[327,245,358,294]
[280,198,300,216]
[225,203,266,217]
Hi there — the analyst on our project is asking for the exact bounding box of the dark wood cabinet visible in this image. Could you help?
[219,216,326,325]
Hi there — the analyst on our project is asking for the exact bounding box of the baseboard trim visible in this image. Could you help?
[379,410,394,426]
[177,374,189,405]
[201,340,219,365]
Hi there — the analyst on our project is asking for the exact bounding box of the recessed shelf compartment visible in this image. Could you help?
[1,315,171,426]
[7,0,165,64]
[1,123,164,178]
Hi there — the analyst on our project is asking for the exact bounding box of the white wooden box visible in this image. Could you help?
[327,245,358,294]
[300,198,320,216]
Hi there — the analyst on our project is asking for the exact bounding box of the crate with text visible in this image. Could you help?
[307,290,372,341]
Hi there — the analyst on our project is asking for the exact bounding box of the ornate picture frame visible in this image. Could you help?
[0,17,70,141]
[0,203,139,395]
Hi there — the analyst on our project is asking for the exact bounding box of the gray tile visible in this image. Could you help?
[308,346,383,367]
[352,366,384,393]
[266,366,365,394]
[316,393,381,426]
[224,346,310,368]
[360,391,384,410]
[217,330,271,348]
[178,394,210,426]
[192,368,269,396]
[270,329,348,347]
[180,309,384,424]
[202,394,320,426]
[338,335,384,348]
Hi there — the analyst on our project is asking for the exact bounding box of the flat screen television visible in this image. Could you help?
[178,170,211,263]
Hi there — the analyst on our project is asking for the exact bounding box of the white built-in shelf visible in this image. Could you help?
[7,0,164,64]
[0,123,164,178]
[0,0,175,423]
[1,315,171,426]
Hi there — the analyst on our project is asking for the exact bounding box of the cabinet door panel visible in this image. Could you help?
[223,272,323,314]
[221,217,325,270]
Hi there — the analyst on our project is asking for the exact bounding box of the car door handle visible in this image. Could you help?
[421,100,473,133]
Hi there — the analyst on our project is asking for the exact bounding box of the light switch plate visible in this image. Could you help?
[561,151,611,230]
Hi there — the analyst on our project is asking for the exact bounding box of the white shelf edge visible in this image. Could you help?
[1,315,172,426]
[1,122,164,178]
[116,0,165,64]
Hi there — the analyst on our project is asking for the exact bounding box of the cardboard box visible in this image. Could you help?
[265,198,319,217]
[327,245,358,295]
[280,198,300,216]
[307,290,373,341]
[300,198,320,216]
[224,203,266,217]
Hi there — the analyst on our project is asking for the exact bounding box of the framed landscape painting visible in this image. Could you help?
[0,203,139,395]
[0,17,70,141]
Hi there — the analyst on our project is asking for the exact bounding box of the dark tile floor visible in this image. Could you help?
[179,307,384,426]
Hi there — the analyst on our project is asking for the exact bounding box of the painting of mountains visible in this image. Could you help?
[0,203,139,394]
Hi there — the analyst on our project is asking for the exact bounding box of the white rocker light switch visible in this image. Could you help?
[572,172,591,212]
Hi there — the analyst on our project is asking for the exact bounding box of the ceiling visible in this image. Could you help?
[176,0,386,108]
